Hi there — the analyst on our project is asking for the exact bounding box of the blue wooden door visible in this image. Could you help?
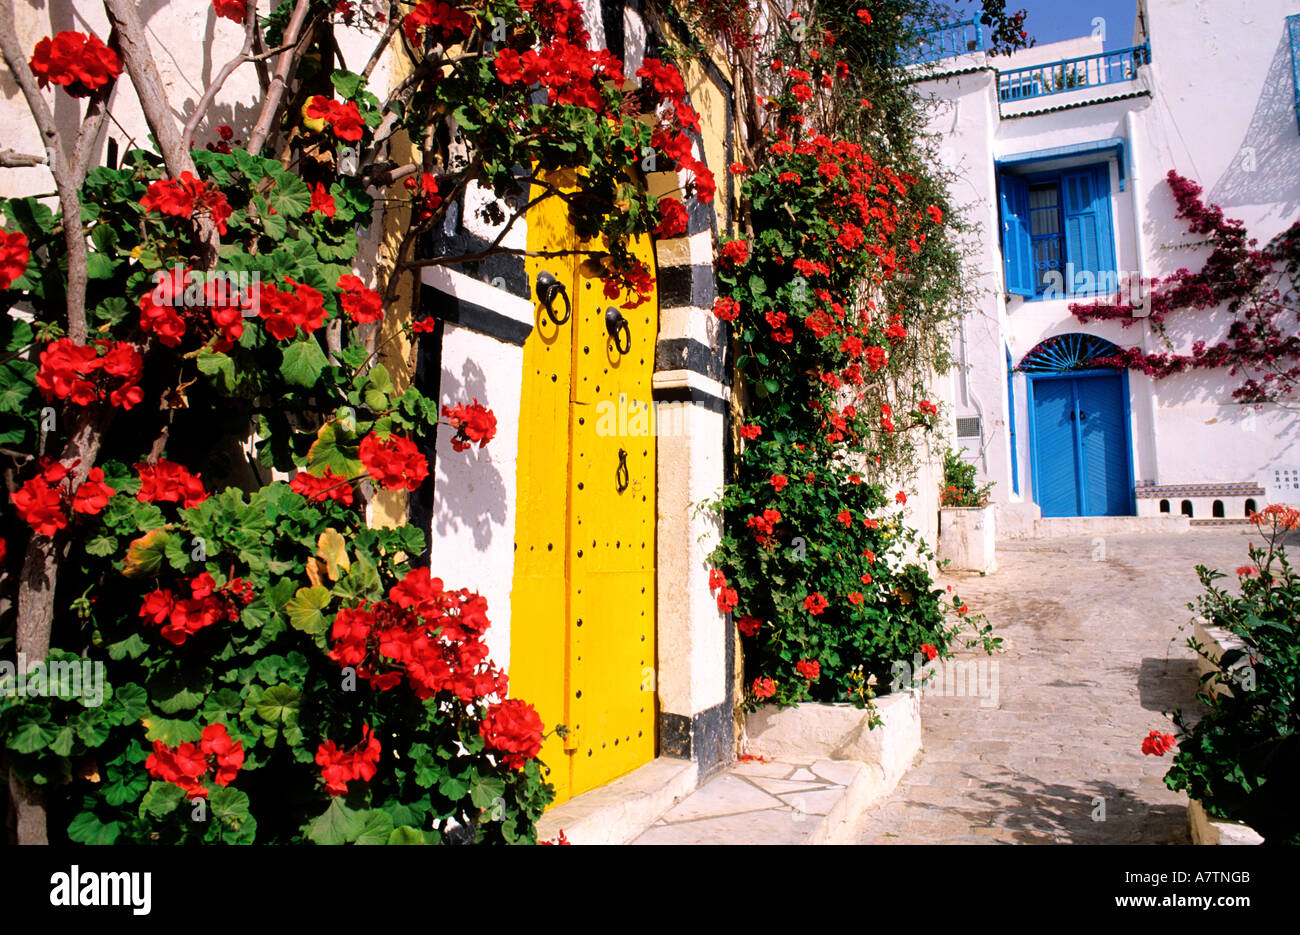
[1031,373,1131,516]
[1076,374,1131,515]
[1031,378,1081,516]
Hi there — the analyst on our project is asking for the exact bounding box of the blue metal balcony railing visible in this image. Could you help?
[997,42,1151,103]
[901,18,985,65]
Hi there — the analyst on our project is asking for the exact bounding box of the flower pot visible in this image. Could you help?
[937,504,996,574]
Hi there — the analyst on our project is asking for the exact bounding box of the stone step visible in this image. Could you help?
[629,757,880,845]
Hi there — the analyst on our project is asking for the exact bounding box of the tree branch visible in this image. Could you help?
[0,150,47,168]
[0,6,90,343]
[245,0,314,156]
[181,0,259,153]
[102,0,194,179]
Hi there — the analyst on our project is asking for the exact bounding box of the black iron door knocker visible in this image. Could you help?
[535,271,571,325]
[605,306,631,354]
[615,448,629,493]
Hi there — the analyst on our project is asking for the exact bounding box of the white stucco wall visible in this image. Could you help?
[919,0,1300,521]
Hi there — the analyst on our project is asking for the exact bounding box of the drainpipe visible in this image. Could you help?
[1127,107,1160,486]
[959,315,988,474]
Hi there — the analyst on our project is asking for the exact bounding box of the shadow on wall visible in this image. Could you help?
[1208,32,1300,219]
[435,357,507,551]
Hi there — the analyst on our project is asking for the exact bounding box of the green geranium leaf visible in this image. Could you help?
[286,585,332,634]
[281,339,329,388]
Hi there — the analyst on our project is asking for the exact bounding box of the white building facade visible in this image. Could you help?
[915,0,1300,531]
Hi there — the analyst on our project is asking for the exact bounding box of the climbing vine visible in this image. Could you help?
[695,1,1019,709]
[1072,170,1300,407]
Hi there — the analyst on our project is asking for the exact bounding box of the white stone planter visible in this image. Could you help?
[937,504,996,574]
[1183,616,1264,844]
[1187,799,1264,846]
[743,692,921,790]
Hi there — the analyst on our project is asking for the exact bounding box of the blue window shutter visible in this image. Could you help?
[998,174,1034,297]
[1061,165,1116,294]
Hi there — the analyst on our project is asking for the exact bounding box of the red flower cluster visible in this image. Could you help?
[770,474,788,491]
[917,399,938,416]
[257,277,327,340]
[328,568,508,703]
[480,698,545,769]
[920,643,938,662]
[737,615,762,637]
[746,508,781,547]
[29,31,120,97]
[721,240,750,268]
[212,0,248,23]
[0,230,30,290]
[796,659,820,680]
[751,677,777,700]
[309,182,337,217]
[713,297,741,322]
[13,461,116,537]
[336,274,383,324]
[305,96,365,142]
[403,1,474,45]
[359,432,429,491]
[36,338,144,410]
[136,459,209,509]
[316,725,381,796]
[1140,730,1177,756]
[147,723,245,799]
[139,573,254,645]
[290,468,354,506]
[803,592,828,615]
[405,173,445,224]
[138,267,246,350]
[1236,565,1258,577]
[441,399,498,452]
[655,196,690,239]
[739,424,761,440]
[707,568,738,612]
[140,172,232,235]
[494,41,624,110]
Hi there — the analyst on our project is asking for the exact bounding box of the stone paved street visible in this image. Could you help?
[856,529,1259,845]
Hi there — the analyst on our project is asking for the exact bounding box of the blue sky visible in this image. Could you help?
[1013,0,1138,50]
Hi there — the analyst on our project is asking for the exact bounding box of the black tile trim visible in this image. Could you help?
[651,383,726,413]
[419,282,533,347]
[657,263,715,309]
[655,336,725,382]
[658,700,732,778]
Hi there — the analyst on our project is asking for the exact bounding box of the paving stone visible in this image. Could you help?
[856,531,1247,845]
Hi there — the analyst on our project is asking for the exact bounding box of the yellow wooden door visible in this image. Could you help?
[510,182,657,806]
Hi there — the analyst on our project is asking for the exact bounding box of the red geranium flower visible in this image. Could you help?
[441,399,497,452]
[359,432,429,491]
[29,31,120,97]
[336,274,383,324]
[720,240,750,267]
[290,468,355,506]
[479,699,545,770]
[309,182,337,217]
[751,677,777,700]
[895,491,908,504]
[304,95,366,142]
[796,659,820,680]
[1140,730,1177,756]
[0,230,31,290]
[737,615,762,637]
[655,196,689,239]
[770,474,788,491]
[212,0,248,23]
[803,592,828,615]
[716,587,739,613]
[136,459,209,509]
[316,725,382,795]
[920,643,938,662]
[72,467,115,515]
[708,568,728,592]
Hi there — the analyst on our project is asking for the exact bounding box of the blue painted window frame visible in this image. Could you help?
[1025,368,1136,516]
[997,161,1117,300]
